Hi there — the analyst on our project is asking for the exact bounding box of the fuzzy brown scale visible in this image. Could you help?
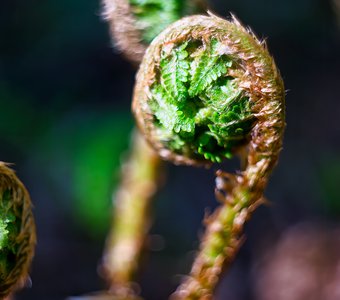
[133,13,285,300]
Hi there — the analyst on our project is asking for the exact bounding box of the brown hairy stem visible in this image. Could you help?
[172,170,269,299]
[102,132,162,298]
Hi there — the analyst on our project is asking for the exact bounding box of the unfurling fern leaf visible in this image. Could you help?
[151,85,180,131]
[160,42,190,102]
[188,41,232,97]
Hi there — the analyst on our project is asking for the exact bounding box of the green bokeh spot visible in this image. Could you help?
[42,110,133,238]
[72,115,133,236]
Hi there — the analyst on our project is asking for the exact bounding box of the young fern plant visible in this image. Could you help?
[0,162,36,298]
[100,1,204,298]
[133,13,285,299]
[102,0,205,63]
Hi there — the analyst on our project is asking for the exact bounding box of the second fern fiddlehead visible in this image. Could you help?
[0,162,36,298]
[102,0,204,63]
[133,13,285,299]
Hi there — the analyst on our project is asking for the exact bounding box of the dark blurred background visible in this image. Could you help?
[1,0,340,299]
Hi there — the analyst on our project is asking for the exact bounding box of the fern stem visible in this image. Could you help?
[172,166,273,299]
[103,131,161,298]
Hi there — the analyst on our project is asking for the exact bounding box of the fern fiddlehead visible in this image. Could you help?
[102,0,204,63]
[133,13,285,299]
[0,162,35,298]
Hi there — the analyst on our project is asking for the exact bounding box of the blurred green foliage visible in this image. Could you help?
[39,109,133,237]
[0,0,135,239]
[70,112,133,236]
[0,80,133,237]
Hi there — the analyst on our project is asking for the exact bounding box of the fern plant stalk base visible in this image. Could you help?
[103,131,161,298]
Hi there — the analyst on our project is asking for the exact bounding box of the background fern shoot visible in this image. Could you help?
[102,0,204,63]
[133,14,285,299]
[0,162,36,298]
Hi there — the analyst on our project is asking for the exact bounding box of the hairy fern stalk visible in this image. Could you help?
[133,14,285,299]
[103,132,161,298]
[0,162,35,298]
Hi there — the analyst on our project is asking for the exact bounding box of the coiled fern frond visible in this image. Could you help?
[0,162,36,298]
[133,13,285,299]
